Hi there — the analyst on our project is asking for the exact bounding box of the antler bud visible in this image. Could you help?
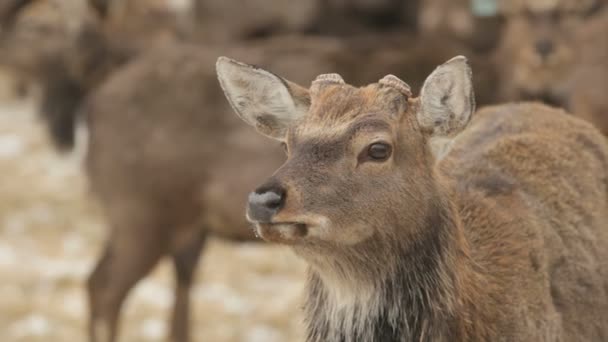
[311,73,344,95]
[313,73,344,84]
[379,74,412,97]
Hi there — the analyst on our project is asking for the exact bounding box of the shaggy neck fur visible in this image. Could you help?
[300,196,471,342]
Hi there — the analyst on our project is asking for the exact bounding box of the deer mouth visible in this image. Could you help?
[254,222,308,243]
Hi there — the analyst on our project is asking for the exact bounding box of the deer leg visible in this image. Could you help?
[87,223,167,342]
[169,230,207,342]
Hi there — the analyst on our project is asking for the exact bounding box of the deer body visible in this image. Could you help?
[437,102,608,340]
[303,103,608,342]
[218,56,608,341]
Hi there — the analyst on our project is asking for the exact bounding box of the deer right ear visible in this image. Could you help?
[216,57,310,140]
[418,56,475,138]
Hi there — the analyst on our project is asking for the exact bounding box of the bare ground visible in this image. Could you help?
[0,98,307,341]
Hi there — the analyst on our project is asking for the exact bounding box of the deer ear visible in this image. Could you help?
[216,56,310,140]
[418,56,475,137]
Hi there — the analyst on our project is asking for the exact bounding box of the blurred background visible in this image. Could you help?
[0,0,606,341]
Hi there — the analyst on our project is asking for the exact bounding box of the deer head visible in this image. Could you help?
[216,56,474,257]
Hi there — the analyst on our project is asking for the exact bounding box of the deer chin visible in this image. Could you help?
[254,222,309,244]
[252,214,333,244]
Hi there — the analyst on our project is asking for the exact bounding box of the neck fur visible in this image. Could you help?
[302,199,469,342]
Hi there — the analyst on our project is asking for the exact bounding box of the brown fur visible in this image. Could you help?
[223,64,608,340]
[496,1,608,135]
[440,102,608,341]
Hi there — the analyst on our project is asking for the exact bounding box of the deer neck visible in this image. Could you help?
[301,193,474,342]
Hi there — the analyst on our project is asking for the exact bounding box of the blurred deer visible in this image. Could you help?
[497,0,608,135]
[0,0,427,150]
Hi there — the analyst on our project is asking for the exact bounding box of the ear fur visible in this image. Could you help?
[418,56,475,138]
[216,56,309,140]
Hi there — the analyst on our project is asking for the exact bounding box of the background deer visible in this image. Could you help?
[0,0,499,155]
[217,56,608,341]
[0,0,427,151]
[496,0,608,135]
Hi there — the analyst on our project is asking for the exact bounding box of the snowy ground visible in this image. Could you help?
[0,97,307,341]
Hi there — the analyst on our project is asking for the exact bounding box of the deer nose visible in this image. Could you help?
[535,39,554,59]
[247,184,286,223]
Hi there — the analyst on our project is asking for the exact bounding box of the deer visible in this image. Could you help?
[496,0,608,135]
[216,55,608,341]
[0,3,498,342]
[0,0,191,150]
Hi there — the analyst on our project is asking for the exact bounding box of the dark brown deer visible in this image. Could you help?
[217,55,608,341]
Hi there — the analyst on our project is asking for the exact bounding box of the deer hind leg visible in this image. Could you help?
[87,221,168,342]
[169,228,208,342]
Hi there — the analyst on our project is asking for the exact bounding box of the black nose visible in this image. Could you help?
[535,39,554,58]
[247,183,286,223]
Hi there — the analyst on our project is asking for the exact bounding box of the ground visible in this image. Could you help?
[0,97,307,341]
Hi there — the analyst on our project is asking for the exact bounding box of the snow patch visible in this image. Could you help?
[245,325,284,342]
[140,317,166,340]
[0,133,25,159]
[9,314,52,338]
[195,283,254,315]
[136,281,173,310]
[0,242,17,266]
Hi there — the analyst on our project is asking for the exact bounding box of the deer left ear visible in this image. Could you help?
[417,56,475,137]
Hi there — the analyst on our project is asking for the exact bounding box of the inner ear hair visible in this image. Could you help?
[216,56,309,140]
[418,56,475,138]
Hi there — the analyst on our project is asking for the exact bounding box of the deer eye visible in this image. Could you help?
[367,142,392,161]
